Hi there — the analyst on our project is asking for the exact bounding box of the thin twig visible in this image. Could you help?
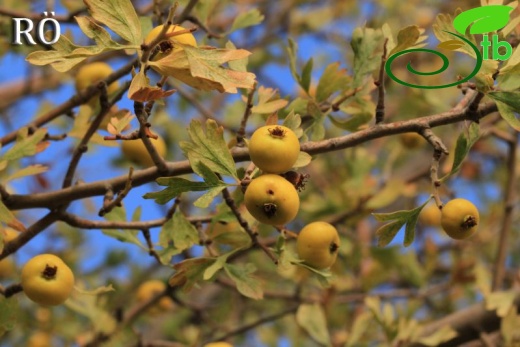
[375,38,388,124]
[236,82,257,146]
[98,167,134,217]
[205,305,298,344]
[0,58,137,147]
[221,185,278,264]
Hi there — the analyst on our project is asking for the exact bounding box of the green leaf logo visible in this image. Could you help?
[453,5,513,35]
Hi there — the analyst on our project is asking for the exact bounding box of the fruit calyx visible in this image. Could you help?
[262,203,278,218]
[42,264,57,280]
[461,215,478,229]
[268,126,287,138]
[329,242,339,254]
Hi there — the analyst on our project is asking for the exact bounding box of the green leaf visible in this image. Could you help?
[159,210,199,252]
[315,62,351,103]
[6,164,48,182]
[226,41,248,72]
[282,111,302,137]
[305,100,325,141]
[328,111,372,132]
[75,16,123,48]
[144,177,224,204]
[229,8,265,33]
[388,25,427,56]
[417,325,458,346]
[1,128,47,161]
[433,12,479,58]
[0,296,18,337]
[0,201,23,231]
[300,58,313,93]
[250,86,288,114]
[442,122,480,180]
[374,200,428,247]
[224,263,263,300]
[346,311,373,347]
[102,207,145,248]
[203,248,242,280]
[148,45,256,93]
[84,0,142,45]
[375,220,405,247]
[180,119,238,179]
[287,38,300,84]
[169,258,214,292]
[486,290,517,317]
[351,26,384,88]
[488,92,520,131]
[65,286,117,336]
[296,303,331,346]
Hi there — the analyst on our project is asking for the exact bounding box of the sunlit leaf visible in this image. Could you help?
[180,119,238,179]
[315,62,351,103]
[0,296,18,337]
[224,263,263,300]
[229,8,264,33]
[159,210,199,252]
[1,128,47,161]
[418,325,458,346]
[441,122,480,180]
[6,164,48,182]
[84,0,142,45]
[437,39,464,51]
[296,303,331,346]
[149,45,256,93]
[128,69,176,102]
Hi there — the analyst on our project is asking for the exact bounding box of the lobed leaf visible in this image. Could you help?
[159,210,199,252]
[83,0,142,45]
[296,303,331,346]
[488,92,520,131]
[441,122,480,180]
[180,119,238,179]
[1,128,47,161]
[315,62,351,103]
[229,8,265,33]
[224,263,263,300]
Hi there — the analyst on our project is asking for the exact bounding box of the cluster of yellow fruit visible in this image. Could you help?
[244,125,340,270]
[421,198,480,240]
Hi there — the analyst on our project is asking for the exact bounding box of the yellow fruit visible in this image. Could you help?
[0,258,15,278]
[244,174,300,225]
[1,227,19,243]
[419,203,442,227]
[27,331,52,347]
[121,135,167,168]
[21,254,75,306]
[296,221,340,269]
[441,198,479,240]
[203,343,234,347]
[74,62,120,106]
[145,24,197,60]
[136,280,173,314]
[248,125,300,174]
[399,132,424,149]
